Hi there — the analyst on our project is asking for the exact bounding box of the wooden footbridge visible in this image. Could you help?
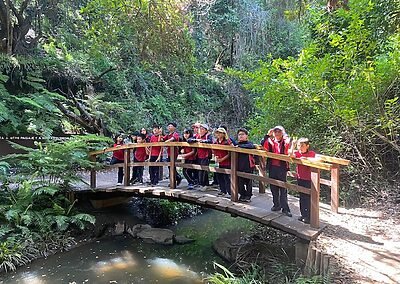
[80,142,349,241]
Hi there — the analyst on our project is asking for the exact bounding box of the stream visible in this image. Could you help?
[1,206,256,283]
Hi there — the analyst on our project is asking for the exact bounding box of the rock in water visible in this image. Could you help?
[137,228,175,245]
[113,222,125,236]
[212,231,247,262]
[126,224,152,238]
[174,235,195,244]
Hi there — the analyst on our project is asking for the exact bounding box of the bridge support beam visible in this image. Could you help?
[230,151,238,202]
[295,238,309,267]
[90,155,96,188]
[310,168,321,228]
[258,157,266,194]
[169,146,176,189]
[123,149,131,186]
[330,164,339,213]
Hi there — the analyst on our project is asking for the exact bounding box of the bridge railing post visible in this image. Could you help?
[258,156,266,194]
[230,151,238,202]
[123,149,130,186]
[170,146,176,189]
[90,154,96,189]
[310,167,321,228]
[330,164,339,213]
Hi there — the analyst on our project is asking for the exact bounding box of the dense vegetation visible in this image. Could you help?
[237,0,400,203]
[0,135,109,271]
[0,0,399,280]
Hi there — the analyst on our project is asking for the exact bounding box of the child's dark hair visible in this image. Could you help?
[152,123,161,129]
[237,128,248,135]
[297,137,310,145]
[182,128,193,141]
[137,134,146,140]
[219,125,228,131]
[114,133,124,143]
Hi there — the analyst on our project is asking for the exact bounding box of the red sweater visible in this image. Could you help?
[264,137,290,167]
[294,150,316,181]
[195,133,212,159]
[112,143,124,160]
[150,135,163,157]
[182,146,196,161]
[213,139,232,167]
[134,145,147,162]
[163,131,180,157]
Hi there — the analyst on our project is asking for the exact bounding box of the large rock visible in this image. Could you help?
[212,231,247,262]
[113,221,125,236]
[126,224,152,238]
[174,235,195,244]
[137,228,175,245]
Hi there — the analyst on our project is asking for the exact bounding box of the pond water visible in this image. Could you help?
[1,209,255,284]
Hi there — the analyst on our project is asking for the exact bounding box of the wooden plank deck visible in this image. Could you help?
[75,175,328,241]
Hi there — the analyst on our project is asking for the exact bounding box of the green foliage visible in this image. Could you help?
[207,262,328,284]
[192,0,306,69]
[0,136,111,272]
[234,0,400,204]
[0,55,65,136]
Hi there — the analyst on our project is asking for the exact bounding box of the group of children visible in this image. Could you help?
[111,123,316,224]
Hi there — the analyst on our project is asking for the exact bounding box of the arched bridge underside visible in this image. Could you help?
[75,181,328,241]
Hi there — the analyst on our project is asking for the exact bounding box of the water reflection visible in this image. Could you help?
[148,257,202,283]
[93,250,138,273]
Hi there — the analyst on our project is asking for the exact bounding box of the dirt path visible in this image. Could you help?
[317,204,400,283]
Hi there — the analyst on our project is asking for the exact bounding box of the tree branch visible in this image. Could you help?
[92,67,117,83]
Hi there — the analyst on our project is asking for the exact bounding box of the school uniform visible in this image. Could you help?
[237,140,256,200]
[131,144,147,183]
[264,137,291,213]
[182,145,197,187]
[149,134,163,185]
[164,131,182,185]
[110,143,124,183]
[195,133,212,186]
[294,150,316,220]
[213,139,232,195]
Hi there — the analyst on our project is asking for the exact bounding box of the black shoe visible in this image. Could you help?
[298,216,304,221]
[239,196,246,202]
[271,206,281,211]
[244,196,251,202]
[282,210,292,217]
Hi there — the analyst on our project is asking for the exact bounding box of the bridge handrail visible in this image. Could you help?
[89,142,345,171]
[88,142,350,229]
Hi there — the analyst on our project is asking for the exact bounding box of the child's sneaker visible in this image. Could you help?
[188,184,194,190]
[282,210,292,217]
[116,182,122,186]
[217,192,225,196]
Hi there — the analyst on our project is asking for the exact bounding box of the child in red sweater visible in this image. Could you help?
[289,137,316,224]
[181,128,197,190]
[131,134,147,184]
[111,134,124,185]
[148,125,163,186]
[213,127,232,197]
